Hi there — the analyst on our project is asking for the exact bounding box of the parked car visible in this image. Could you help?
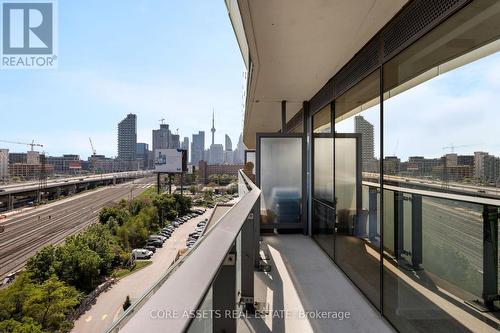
[149,235,166,242]
[146,240,163,248]
[160,232,170,238]
[132,249,153,259]
[143,245,157,253]
[197,221,207,227]
[173,222,180,228]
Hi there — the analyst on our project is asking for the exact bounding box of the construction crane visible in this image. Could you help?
[159,118,165,124]
[442,143,482,153]
[89,137,97,156]
[0,139,43,151]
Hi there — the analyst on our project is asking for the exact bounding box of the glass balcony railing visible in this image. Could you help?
[363,180,500,332]
[104,170,261,333]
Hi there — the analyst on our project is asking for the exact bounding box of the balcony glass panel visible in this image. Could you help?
[334,69,381,309]
[259,137,302,226]
[382,1,500,330]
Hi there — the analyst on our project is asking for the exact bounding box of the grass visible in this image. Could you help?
[112,260,153,279]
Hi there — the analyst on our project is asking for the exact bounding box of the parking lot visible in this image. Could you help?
[71,207,214,333]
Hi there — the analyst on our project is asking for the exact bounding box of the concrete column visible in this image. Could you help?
[8,194,14,211]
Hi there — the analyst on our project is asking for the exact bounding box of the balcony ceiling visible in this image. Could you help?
[237,0,407,148]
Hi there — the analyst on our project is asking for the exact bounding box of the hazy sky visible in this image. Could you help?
[336,50,500,161]
[0,1,245,159]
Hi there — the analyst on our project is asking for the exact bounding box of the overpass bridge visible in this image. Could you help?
[0,171,151,212]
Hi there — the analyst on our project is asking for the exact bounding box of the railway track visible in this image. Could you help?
[0,178,154,279]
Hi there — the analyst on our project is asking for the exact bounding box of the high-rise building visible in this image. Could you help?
[224,150,234,164]
[0,149,9,180]
[354,115,374,162]
[152,124,170,151]
[233,133,245,164]
[191,131,205,165]
[169,134,180,149]
[225,134,232,151]
[181,137,189,162]
[117,114,137,160]
[136,143,149,169]
[475,151,500,182]
[209,144,224,165]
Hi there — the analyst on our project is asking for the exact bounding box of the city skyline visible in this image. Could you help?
[0,1,245,159]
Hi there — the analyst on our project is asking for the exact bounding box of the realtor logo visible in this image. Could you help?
[1,1,57,68]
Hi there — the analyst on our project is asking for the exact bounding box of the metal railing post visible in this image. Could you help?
[240,209,256,313]
[394,191,404,260]
[213,245,236,333]
[482,205,498,309]
[368,186,378,242]
[411,194,423,269]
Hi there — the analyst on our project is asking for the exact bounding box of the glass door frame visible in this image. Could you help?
[256,132,307,233]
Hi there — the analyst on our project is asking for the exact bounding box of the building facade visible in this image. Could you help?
[0,149,8,180]
[197,160,244,184]
[191,131,205,165]
[152,124,171,151]
[117,113,137,160]
[354,115,374,162]
[46,154,81,174]
[208,144,224,165]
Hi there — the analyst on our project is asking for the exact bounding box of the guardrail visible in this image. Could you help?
[105,170,260,333]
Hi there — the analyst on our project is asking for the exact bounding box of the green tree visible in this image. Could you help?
[189,185,197,195]
[25,246,57,283]
[74,224,117,276]
[0,318,45,333]
[55,241,102,291]
[99,206,130,226]
[23,276,80,332]
[0,273,36,321]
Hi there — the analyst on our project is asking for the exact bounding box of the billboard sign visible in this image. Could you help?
[155,149,184,173]
[68,161,81,169]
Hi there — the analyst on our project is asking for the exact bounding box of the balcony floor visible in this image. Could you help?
[238,234,394,333]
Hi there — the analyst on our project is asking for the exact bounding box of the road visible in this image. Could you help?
[0,170,151,195]
[71,208,214,333]
[0,177,154,279]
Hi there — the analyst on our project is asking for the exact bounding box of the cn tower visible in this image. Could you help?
[211,109,216,146]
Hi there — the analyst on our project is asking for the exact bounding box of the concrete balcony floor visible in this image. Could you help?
[238,234,394,333]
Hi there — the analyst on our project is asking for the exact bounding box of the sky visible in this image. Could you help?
[336,49,500,161]
[0,0,246,159]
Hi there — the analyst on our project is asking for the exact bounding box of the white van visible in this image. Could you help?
[132,249,153,259]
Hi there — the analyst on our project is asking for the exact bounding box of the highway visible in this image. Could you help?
[0,177,155,280]
[0,171,151,195]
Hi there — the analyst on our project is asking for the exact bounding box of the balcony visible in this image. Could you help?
[105,170,393,333]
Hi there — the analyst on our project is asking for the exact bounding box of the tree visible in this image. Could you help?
[0,273,36,321]
[0,318,45,333]
[99,206,130,226]
[26,246,57,283]
[55,241,102,292]
[75,224,117,276]
[189,185,197,195]
[23,276,80,332]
